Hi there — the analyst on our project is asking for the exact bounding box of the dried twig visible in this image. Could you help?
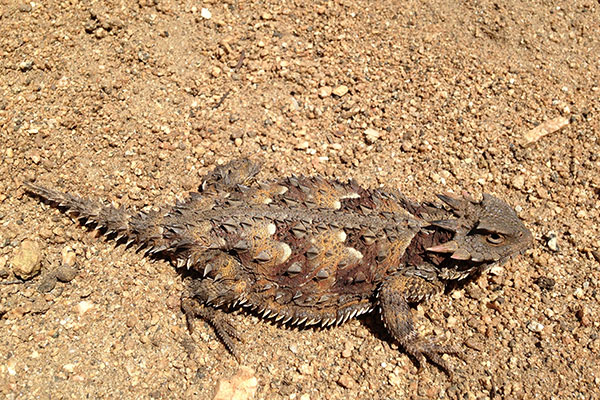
[234,50,246,71]
[521,116,570,146]
[213,89,231,109]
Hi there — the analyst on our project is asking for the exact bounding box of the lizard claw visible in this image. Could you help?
[404,336,462,378]
[182,298,244,361]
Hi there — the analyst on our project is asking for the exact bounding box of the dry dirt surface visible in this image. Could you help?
[1,0,599,399]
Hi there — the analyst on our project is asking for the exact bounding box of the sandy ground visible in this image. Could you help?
[1,0,599,399]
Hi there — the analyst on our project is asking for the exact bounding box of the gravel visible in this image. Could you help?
[1,0,599,398]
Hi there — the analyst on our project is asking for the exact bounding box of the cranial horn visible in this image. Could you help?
[436,193,464,210]
[429,219,459,232]
[451,248,472,260]
[427,240,459,253]
[477,218,510,235]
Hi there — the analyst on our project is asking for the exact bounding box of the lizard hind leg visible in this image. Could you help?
[378,274,461,376]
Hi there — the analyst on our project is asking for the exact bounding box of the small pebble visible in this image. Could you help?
[429,172,442,184]
[63,364,75,373]
[534,276,555,290]
[94,27,107,39]
[364,128,381,144]
[295,140,309,150]
[10,240,42,280]
[527,321,544,333]
[388,371,402,387]
[19,60,34,72]
[318,86,332,98]
[546,232,559,252]
[512,175,525,190]
[77,301,94,315]
[489,265,505,275]
[575,306,591,326]
[137,51,149,63]
[213,366,257,400]
[337,373,356,389]
[211,66,222,77]
[55,265,78,282]
[341,341,353,358]
[61,246,77,267]
[84,19,96,33]
[37,275,57,293]
[465,337,484,351]
[332,85,349,97]
[39,227,53,239]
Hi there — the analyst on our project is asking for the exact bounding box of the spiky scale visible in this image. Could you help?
[287,262,303,274]
[316,269,330,279]
[254,250,271,263]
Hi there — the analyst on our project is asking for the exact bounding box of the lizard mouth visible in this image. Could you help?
[423,237,502,281]
[437,255,494,280]
[426,240,480,261]
[426,235,532,281]
[400,230,484,281]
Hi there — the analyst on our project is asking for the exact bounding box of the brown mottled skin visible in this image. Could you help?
[24,159,533,374]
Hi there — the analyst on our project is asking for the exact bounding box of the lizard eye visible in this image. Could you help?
[486,232,504,245]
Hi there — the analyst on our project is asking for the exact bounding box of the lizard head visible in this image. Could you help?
[425,192,533,280]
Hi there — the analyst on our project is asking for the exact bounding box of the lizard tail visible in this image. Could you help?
[23,182,153,248]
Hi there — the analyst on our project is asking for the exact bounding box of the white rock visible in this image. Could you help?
[77,301,94,315]
[333,85,349,97]
[527,321,544,333]
[201,8,212,19]
[364,128,381,144]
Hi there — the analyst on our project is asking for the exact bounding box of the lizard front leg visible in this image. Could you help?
[378,274,460,375]
[200,158,261,193]
[182,252,250,360]
[182,285,245,361]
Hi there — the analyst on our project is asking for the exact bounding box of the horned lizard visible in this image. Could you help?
[24,159,532,374]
